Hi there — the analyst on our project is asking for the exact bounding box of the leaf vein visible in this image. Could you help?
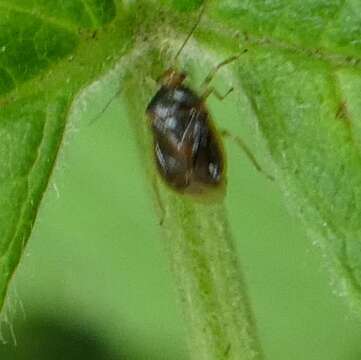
[0,65,17,89]
[0,2,79,34]
[80,0,99,28]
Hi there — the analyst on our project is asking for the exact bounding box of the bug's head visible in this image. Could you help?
[159,68,186,88]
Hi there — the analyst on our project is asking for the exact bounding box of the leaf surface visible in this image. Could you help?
[0,0,132,309]
[209,0,361,306]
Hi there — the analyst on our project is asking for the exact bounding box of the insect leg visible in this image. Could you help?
[220,129,274,181]
[201,55,240,89]
[151,174,166,225]
[201,86,234,101]
[200,48,248,89]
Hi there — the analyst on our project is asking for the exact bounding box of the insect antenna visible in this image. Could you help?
[88,87,123,126]
[173,1,207,62]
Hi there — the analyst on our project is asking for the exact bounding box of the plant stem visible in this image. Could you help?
[122,56,264,360]
[162,196,264,360]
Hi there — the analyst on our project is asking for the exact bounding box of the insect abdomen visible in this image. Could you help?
[146,85,225,194]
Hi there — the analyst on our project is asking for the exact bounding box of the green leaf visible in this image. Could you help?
[2,0,361,358]
[0,0,133,309]
[208,0,361,306]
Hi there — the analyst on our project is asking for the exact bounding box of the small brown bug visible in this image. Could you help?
[146,5,235,195]
[146,70,226,194]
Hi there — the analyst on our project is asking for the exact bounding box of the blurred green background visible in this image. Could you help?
[1,68,361,359]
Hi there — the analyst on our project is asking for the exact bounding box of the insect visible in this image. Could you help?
[146,5,235,195]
